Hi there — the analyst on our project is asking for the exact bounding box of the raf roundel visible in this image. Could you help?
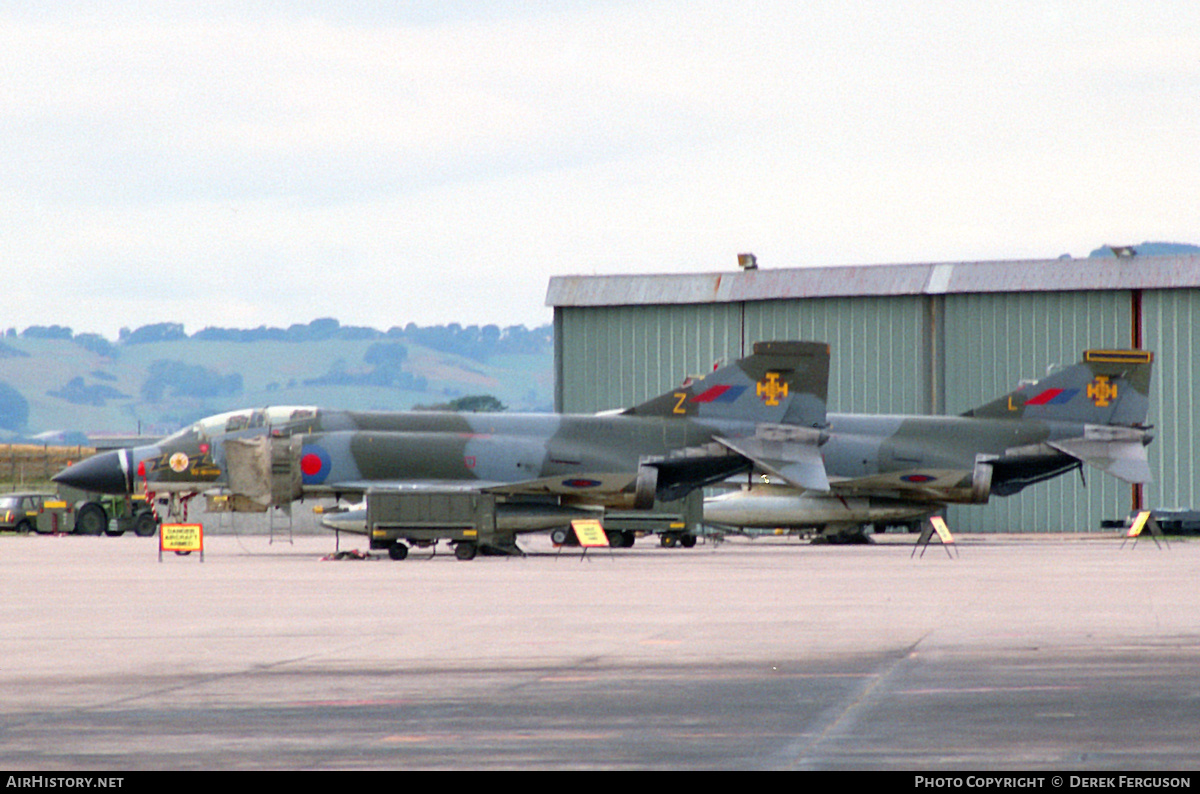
[562,478,602,489]
[300,445,332,485]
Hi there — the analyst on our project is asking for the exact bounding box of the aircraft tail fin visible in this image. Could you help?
[963,349,1154,427]
[623,341,830,428]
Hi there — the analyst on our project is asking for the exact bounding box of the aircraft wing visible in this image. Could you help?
[817,427,1152,505]
[714,424,830,492]
[1046,425,1152,484]
[825,469,976,503]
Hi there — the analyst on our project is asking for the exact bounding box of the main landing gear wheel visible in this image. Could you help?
[454,542,478,561]
[388,542,409,561]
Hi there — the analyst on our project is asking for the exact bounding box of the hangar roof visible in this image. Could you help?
[545,254,1200,307]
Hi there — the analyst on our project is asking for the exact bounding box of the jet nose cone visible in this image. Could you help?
[53,450,130,494]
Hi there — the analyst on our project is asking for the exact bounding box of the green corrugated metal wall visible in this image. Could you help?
[556,303,742,413]
[940,291,1132,532]
[743,297,929,415]
[1142,288,1200,513]
[557,296,929,415]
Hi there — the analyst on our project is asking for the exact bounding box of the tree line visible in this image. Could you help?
[7,319,552,361]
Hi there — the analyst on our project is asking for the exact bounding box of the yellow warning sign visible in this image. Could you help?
[1126,511,1152,538]
[930,516,954,544]
[571,519,609,548]
[161,523,203,553]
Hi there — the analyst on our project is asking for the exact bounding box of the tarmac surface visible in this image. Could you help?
[2,527,1199,771]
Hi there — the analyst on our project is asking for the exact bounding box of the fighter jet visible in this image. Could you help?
[704,348,1155,541]
[52,341,829,556]
[53,342,1153,552]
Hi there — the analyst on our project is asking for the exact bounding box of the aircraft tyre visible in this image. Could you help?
[74,503,107,536]
[388,542,409,561]
[132,512,158,537]
[550,527,572,546]
[454,542,478,561]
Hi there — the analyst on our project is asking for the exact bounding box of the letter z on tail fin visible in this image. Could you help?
[962,349,1154,427]
[623,341,830,428]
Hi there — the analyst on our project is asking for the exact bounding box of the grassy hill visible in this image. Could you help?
[0,323,554,438]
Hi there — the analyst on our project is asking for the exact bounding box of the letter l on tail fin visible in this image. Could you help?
[962,349,1153,427]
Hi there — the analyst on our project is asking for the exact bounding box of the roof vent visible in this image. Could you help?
[737,253,757,270]
[1107,245,1137,258]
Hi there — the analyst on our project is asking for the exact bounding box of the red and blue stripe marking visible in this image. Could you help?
[1024,388,1079,406]
[690,385,748,404]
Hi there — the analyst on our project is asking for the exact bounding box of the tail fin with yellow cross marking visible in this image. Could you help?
[622,341,830,429]
[962,349,1154,428]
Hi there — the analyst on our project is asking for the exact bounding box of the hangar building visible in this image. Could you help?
[545,253,1200,532]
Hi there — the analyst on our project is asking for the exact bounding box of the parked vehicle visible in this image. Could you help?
[0,492,73,534]
[72,493,159,537]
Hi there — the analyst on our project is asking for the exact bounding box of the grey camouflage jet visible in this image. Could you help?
[53,341,1153,553]
[705,347,1154,540]
[53,342,826,555]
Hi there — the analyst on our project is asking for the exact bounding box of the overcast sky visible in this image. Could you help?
[3,1,1198,339]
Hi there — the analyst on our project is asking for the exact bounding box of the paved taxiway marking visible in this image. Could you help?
[781,632,931,769]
